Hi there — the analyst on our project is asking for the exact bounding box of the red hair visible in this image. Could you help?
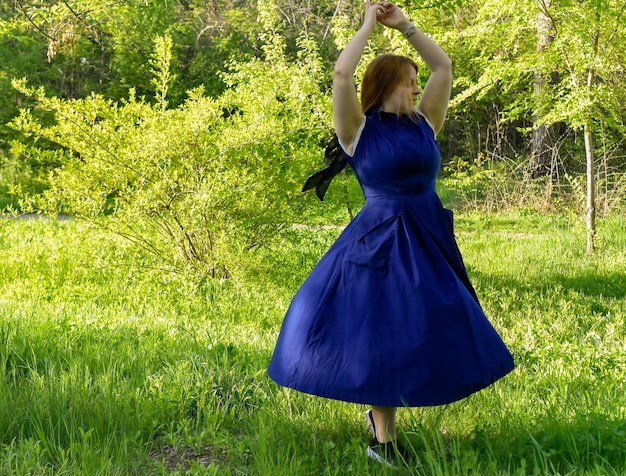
[360,54,418,114]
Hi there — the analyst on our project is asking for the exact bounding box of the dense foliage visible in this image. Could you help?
[1,0,625,268]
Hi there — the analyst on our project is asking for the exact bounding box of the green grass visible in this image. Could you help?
[0,211,624,475]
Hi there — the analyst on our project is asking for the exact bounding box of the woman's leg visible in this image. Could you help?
[370,406,397,442]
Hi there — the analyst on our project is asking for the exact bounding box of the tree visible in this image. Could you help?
[529,0,561,179]
[538,0,626,253]
[425,0,538,163]
[443,0,626,248]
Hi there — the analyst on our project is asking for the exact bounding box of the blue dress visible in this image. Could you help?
[268,109,514,407]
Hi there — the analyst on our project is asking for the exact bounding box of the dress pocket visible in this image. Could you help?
[346,214,400,270]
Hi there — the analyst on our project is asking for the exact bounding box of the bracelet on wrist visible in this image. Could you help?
[402,23,417,39]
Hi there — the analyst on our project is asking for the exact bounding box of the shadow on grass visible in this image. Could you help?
[472,268,626,300]
[495,413,622,474]
[399,412,626,475]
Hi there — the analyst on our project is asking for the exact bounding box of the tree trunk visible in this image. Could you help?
[530,0,559,178]
[530,121,558,178]
[584,29,600,256]
[584,121,595,255]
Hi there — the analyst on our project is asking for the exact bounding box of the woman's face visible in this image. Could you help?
[383,66,421,115]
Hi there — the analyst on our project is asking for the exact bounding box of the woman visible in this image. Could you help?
[268,2,514,468]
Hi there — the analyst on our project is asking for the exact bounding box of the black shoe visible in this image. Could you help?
[366,437,410,469]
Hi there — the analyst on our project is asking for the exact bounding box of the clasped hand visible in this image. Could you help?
[364,2,411,31]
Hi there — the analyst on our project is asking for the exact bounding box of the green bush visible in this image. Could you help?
[9,34,333,279]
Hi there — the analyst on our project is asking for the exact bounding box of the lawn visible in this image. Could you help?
[0,211,624,475]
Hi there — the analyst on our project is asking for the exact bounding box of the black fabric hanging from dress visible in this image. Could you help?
[302,135,346,201]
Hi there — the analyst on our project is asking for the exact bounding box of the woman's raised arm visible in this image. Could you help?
[333,2,382,153]
[377,3,452,134]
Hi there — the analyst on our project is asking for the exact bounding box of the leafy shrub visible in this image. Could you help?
[10,34,332,279]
